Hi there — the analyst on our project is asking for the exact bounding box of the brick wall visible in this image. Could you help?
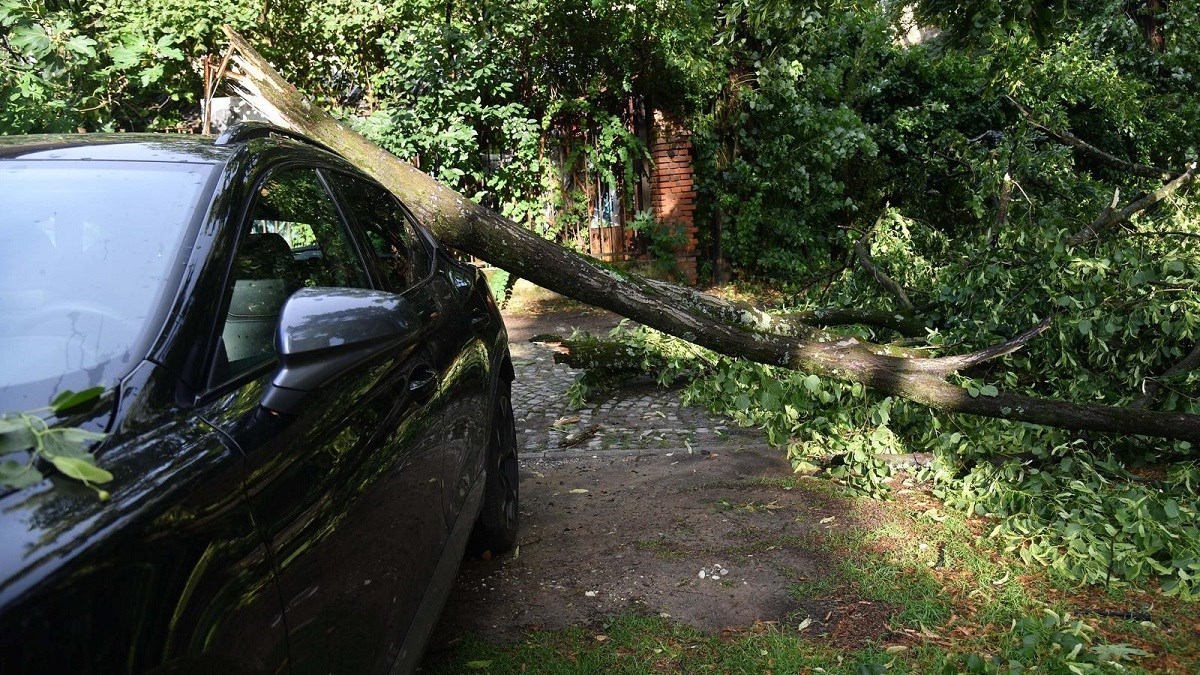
[649,113,699,284]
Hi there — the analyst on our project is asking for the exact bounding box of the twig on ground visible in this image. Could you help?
[1078,608,1154,622]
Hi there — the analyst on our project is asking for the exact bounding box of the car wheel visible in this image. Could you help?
[468,378,519,555]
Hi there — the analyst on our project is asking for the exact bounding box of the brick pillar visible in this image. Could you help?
[650,112,698,284]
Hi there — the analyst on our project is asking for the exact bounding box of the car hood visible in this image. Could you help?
[0,395,116,604]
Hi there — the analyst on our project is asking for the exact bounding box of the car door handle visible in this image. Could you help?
[408,367,438,404]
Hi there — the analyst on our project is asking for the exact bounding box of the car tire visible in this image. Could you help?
[468,378,519,556]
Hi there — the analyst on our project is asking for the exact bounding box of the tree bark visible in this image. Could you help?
[790,308,925,338]
[222,27,1200,444]
[553,336,672,374]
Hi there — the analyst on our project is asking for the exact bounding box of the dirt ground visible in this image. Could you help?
[426,448,897,652]
[424,291,899,655]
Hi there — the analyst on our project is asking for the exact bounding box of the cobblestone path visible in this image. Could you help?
[509,338,763,455]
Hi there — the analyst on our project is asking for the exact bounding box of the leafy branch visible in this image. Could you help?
[0,387,113,499]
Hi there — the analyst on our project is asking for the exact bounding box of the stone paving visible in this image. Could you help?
[507,322,765,456]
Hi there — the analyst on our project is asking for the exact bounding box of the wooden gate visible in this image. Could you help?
[589,224,624,262]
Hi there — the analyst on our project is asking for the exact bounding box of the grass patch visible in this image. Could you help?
[695,475,805,491]
[633,538,686,560]
[423,610,1156,674]
[789,576,839,600]
[839,553,953,628]
[423,615,903,674]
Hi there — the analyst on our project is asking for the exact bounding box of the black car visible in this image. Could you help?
[0,124,519,674]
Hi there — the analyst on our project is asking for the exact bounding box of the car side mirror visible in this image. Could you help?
[261,287,420,414]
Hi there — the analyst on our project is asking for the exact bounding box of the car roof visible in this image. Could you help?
[0,133,236,163]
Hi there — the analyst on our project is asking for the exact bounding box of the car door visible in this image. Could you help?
[199,165,447,674]
[0,361,289,675]
[323,172,492,531]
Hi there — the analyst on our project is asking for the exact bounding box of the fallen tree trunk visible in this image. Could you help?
[789,308,926,338]
[552,337,668,374]
[222,27,1200,443]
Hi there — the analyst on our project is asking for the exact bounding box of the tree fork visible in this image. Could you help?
[222,27,1200,444]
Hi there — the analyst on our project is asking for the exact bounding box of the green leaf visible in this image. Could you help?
[9,24,51,59]
[759,391,777,410]
[0,417,22,434]
[108,44,142,69]
[40,432,93,459]
[871,406,890,426]
[59,428,107,444]
[50,387,105,414]
[49,455,113,484]
[803,374,821,392]
[735,393,751,411]
[0,459,42,489]
[979,385,999,397]
[0,426,34,455]
[139,63,165,87]
[65,35,97,58]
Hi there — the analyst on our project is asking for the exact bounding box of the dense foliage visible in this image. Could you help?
[1,0,715,245]
[684,0,1200,595]
[5,0,1200,597]
[574,0,1200,596]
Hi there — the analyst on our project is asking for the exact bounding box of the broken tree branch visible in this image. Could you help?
[853,219,917,314]
[1070,164,1197,245]
[1071,187,1121,244]
[1007,96,1174,181]
[994,172,1014,228]
[221,27,1200,444]
[919,318,1053,374]
[1131,340,1200,411]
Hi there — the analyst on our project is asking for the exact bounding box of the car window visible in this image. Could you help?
[403,217,433,282]
[325,172,433,293]
[0,160,210,409]
[211,168,370,384]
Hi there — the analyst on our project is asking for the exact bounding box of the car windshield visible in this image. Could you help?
[0,161,212,408]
